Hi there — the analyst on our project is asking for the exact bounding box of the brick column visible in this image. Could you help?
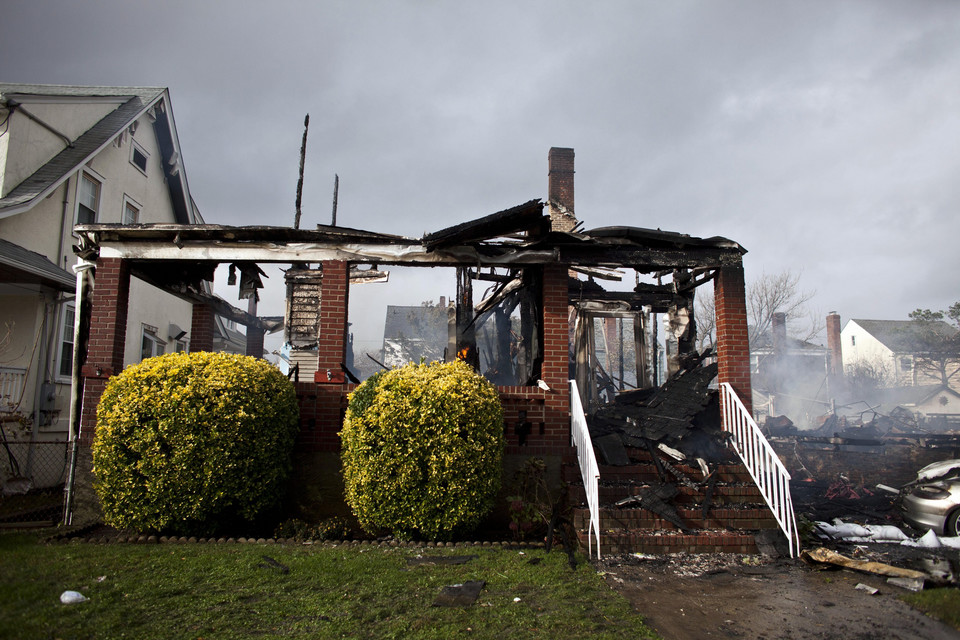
[548,147,577,232]
[245,326,265,358]
[305,260,350,451]
[79,258,131,446]
[715,262,752,415]
[190,303,216,352]
[541,264,570,443]
[316,260,349,373]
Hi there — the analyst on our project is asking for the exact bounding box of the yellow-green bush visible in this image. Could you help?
[92,352,299,535]
[340,360,504,540]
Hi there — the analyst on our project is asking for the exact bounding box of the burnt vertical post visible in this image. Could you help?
[455,267,479,370]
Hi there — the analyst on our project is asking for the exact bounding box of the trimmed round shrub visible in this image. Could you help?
[340,360,504,540]
[92,352,299,535]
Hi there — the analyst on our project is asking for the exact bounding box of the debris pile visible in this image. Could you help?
[584,360,744,532]
[588,362,730,464]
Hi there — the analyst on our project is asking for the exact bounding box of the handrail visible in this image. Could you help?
[719,383,801,557]
[569,379,600,559]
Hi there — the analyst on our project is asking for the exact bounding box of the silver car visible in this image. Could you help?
[901,459,960,536]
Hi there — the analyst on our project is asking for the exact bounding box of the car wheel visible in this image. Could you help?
[947,509,960,537]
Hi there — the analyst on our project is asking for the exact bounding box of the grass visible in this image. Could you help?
[0,532,659,640]
[902,588,960,631]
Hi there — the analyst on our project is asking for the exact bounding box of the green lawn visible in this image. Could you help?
[0,532,659,639]
[902,588,960,631]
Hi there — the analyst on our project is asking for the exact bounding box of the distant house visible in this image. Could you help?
[841,319,959,390]
[749,313,829,426]
[380,302,453,369]
[872,384,960,429]
[0,84,202,438]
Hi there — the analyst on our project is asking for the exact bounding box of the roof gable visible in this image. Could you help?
[849,318,957,353]
[0,84,193,223]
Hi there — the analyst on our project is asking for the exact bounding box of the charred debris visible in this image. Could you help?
[583,351,737,530]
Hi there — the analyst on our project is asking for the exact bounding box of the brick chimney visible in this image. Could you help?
[771,312,787,356]
[826,311,843,377]
[548,147,577,232]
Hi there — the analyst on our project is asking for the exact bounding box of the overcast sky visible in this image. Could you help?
[3,0,959,348]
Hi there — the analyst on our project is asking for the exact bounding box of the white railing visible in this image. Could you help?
[0,367,27,412]
[569,380,600,559]
[720,383,801,557]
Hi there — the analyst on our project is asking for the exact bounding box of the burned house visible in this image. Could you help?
[66,148,795,554]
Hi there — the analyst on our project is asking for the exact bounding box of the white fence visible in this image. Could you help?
[569,380,600,559]
[0,367,27,412]
[719,383,801,557]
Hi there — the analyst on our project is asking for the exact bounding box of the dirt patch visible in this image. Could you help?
[597,552,959,640]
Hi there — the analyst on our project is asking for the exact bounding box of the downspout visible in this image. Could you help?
[57,177,72,270]
[62,259,94,526]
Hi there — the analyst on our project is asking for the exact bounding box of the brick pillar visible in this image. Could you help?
[715,262,752,415]
[190,303,216,352]
[79,258,131,446]
[548,147,577,232]
[316,260,349,373]
[310,260,350,450]
[826,312,843,377]
[245,326,265,358]
[541,264,570,443]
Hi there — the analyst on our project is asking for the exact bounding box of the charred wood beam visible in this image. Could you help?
[568,289,685,312]
[471,269,516,283]
[557,246,739,270]
[422,199,547,249]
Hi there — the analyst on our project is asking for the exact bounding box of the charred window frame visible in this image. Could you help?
[457,266,543,386]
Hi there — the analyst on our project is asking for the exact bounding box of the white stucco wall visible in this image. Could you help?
[124,278,194,367]
[840,320,895,381]
[0,98,121,196]
[0,93,193,437]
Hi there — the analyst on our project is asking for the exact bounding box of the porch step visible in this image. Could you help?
[586,530,760,555]
[568,482,764,505]
[565,455,781,555]
[562,461,755,485]
[573,506,778,532]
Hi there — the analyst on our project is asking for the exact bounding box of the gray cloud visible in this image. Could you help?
[3,0,959,338]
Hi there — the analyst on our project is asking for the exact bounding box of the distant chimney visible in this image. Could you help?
[772,312,787,355]
[826,312,843,377]
[548,147,577,232]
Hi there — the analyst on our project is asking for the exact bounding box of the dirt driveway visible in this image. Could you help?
[596,552,958,640]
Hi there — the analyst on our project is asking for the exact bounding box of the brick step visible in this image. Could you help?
[562,461,755,484]
[568,483,764,506]
[573,507,779,532]
[582,529,760,555]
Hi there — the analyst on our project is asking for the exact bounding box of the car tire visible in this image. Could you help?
[947,509,960,537]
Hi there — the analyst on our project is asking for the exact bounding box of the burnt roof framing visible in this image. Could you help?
[73,201,745,326]
[76,216,744,272]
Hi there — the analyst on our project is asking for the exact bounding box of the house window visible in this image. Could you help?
[900,357,913,372]
[140,325,166,361]
[57,304,75,379]
[850,335,856,347]
[122,195,141,224]
[77,173,101,224]
[130,140,149,175]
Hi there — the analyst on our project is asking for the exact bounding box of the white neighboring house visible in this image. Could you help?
[0,84,201,452]
[841,318,959,390]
